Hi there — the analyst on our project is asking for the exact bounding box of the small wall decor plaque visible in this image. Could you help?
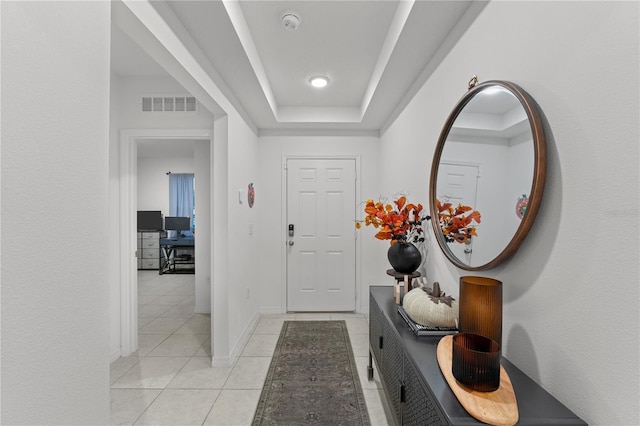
[515,194,528,219]
[248,183,255,208]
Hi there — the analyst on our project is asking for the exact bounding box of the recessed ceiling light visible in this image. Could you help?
[309,76,329,88]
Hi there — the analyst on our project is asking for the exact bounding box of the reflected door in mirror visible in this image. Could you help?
[436,162,479,264]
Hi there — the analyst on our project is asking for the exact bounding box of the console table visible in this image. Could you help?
[368,286,586,425]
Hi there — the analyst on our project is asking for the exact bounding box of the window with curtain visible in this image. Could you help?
[169,173,195,238]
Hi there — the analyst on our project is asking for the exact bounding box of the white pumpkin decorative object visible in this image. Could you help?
[402,282,458,328]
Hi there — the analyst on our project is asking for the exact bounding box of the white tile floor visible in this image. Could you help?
[110,271,394,425]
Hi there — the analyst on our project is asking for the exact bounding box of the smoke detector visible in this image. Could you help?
[281,11,301,31]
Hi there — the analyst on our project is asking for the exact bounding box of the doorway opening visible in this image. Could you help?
[119,129,212,357]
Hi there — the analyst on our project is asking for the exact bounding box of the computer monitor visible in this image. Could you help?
[164,216,190,232]
[137,210,163,231]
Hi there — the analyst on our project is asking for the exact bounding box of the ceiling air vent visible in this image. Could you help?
[141,95,197,112]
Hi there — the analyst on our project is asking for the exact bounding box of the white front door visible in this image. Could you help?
[436,162,480,264]
[286,158,356,311]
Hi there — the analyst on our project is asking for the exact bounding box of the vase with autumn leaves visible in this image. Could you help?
[356,196,430,274]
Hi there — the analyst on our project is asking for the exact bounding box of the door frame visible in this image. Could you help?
[119,128,212,357]
[280,155,362,313]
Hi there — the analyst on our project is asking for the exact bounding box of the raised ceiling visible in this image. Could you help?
[111,0,486,135]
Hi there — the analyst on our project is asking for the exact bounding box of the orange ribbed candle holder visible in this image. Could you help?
[452,332,501,392]
[458,276,503,346]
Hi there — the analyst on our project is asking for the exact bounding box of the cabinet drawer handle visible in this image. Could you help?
[400,382,406,403]
[379,335,383,349]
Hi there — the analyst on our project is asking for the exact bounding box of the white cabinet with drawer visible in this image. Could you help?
[137,231,164,270]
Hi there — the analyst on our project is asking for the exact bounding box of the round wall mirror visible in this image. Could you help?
[429,79,546,270]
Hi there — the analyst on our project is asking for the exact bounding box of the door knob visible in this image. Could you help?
[288,240,294,246]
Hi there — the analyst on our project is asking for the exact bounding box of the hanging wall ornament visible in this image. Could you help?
[515,194,528,219]
[248,183,255,208]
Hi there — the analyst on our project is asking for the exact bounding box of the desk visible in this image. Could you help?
[159,237,194,274]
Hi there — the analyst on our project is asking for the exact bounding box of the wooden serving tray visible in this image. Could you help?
[437,335,519,426]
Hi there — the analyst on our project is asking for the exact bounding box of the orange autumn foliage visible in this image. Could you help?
[356,196,430,245]
[436,199,481,244]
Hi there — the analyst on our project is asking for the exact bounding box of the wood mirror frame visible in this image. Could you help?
[429,79,547,270]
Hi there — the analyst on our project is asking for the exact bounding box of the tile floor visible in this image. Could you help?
[110,271,394,425]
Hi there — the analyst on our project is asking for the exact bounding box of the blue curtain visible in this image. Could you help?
[169,173,194,237]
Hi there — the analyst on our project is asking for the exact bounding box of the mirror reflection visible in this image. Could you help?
[430,80,546,270]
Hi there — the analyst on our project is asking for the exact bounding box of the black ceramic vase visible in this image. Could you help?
[387,242,421,274]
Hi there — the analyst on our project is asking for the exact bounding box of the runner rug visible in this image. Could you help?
[252,320,371,425]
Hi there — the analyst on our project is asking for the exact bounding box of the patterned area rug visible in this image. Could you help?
[253,321,371,425]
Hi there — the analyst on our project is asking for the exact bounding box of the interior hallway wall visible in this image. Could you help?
[1,2,111,424]
[380,2,639,424]
[193,140,212,314]
[110,72,124,361]
[223,115,260,360]
[115,75,214,129]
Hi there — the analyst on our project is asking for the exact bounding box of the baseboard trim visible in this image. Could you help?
[259,306,285,315]
[212,356,231,368]
[110,348,122,363]
[214,309,261,368]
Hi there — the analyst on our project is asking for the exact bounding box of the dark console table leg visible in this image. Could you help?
[368,351,374,381]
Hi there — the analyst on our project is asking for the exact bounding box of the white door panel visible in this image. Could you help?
[437,162,479,264]
[286,159,356,311]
